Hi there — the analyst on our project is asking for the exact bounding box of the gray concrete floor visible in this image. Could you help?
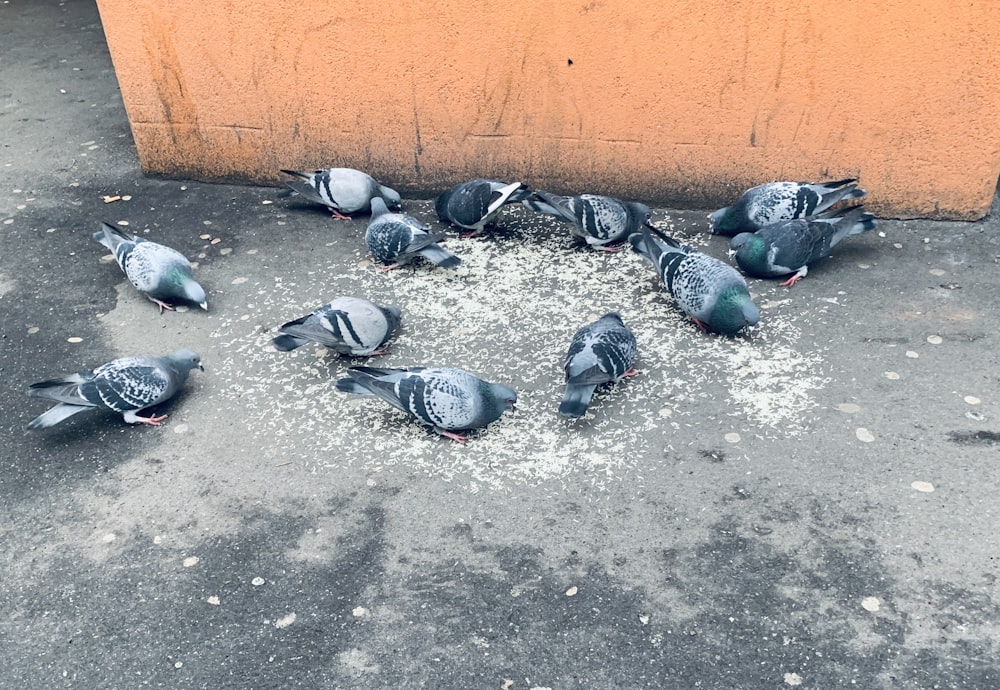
[2,2,999,688]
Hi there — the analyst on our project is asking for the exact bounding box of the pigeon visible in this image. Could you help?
[272,296,402,356]
[94,223,207,313]
[708,179,866,236]
[26,349,203,430]
[630,226,760,335]
[365,197,461,270]
[434,179,532,236]
[335,366,517,443]
[559,312,639,419]
[729,205,877,286]
[280,167,402,218]
[524,191,651,251]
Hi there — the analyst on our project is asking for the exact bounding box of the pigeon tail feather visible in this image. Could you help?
[271,334,307,352]
[26,403,89,430]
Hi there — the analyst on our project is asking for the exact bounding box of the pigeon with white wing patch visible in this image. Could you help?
[709,179,866,236]
[272,296,402,356]
[560,312,638,419]
[435,179,531,237]
[524,191,651,251]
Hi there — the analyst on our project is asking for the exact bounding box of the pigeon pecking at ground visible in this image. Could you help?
[708,179,866,236]
[729,205,877,286]
[26,349,203,430]
[630,226,760,336]
[335,366,517,443]
[280,167,402,218]
[93,222,207,313]
[524,191,651,251]
[271,296,402,356]
[366,197,461,270]
[435,179,532,237]
[559,312,639,419]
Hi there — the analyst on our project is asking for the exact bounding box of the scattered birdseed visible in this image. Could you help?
[199,234,211,240]
[15,204,25,210]
[724,432,741,443]
[153,535,163,545]
[352,607,368,617]
[964,396,981,405]
[262,200,273,205]
[102,195,121,203]
[207,596,220,606]
[884,372,900,380]
[835,403,860,413]
[246,249,258,255]
[856,428,875,443]
[99,253,115,264]
[211,238,222,245]
[27,326,39,334]
[66,336,83,343]
[172,424,189,434]
[232,277,248,285]
[658,407,673,417]
[182,556,200,568]
[927,335,942,345]
[2,219,12,225]
[861,597,881,612]
[116,220,129,226]
[174,662,182,669]
[929,268,946,276]
[911,481,934,493]
[893,243,903,249]
[203,220,212,225]
[905,351,919,358]
[784,673,803,686]
[565,586,578,596]
[121,195,132,201]
[220,248,232,255]
[175,305,189,313]
[251,577,265,586]
[101,533,116,543]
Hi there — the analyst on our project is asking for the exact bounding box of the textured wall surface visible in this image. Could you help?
[96,0,1000,219]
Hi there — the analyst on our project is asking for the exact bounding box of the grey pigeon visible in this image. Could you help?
[26,348,203,430]
[272,296,402,356]
[366,197,461,270]
[630,227,760,335]
[524,191,651,251]
[729,206,877,286]
[559,312,639,419]
[335,366,517,443]
[280,167,402,218]
[709,179,866,236]
[94,223,207,313]
[435,179,532,236]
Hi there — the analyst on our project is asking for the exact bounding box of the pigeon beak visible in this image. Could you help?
[727,249,736,259]
[199,301,208,311]
[198,362,205,371]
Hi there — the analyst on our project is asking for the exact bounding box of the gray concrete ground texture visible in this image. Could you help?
[2,2,999,689]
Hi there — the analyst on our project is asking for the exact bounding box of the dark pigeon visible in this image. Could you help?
[365,197,461,270]
[94,223,207,313]
[524,191,651,251]
[272,296,402,355]
[435,179,531,236]
[27,349,203,429]
[335,366,517,443]
[280,167,402,218]
[729,206,877,286]
[559,312,639,419]
[630,226,760,335]
[709,179,866,236]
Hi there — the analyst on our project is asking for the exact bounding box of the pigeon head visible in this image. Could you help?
[598,311,625,326]
[168,348,204,373]
[381,305,404,340]
[180,274,208,310]
[486,382,518,417]
[730,233,767,269]
[710,286,760,335]
[380,187,403,211]
[709,205,741,235]
[626,202,652,228]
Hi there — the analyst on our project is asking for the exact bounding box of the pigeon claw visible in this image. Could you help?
[439,429,470,444]
[692,317,709,333]
[136,413,169,426]
[151,298,176,314]
[594,243,626,253]
[780,274,804,288]
[377,263,402,272]
[331,209,351,220]
[623,368,640,378]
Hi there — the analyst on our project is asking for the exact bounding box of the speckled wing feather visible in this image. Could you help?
[27,349,202,429]
[525,192,650,248]
[560,313,638,418]
[710,179,865,236]
[366,199,460,268]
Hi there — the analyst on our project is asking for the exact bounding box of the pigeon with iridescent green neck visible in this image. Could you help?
[729,205,877,286]
[630,227,759,335]
[94,223,207,313]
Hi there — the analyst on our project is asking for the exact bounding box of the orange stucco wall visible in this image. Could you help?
[95,1,1000,219]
